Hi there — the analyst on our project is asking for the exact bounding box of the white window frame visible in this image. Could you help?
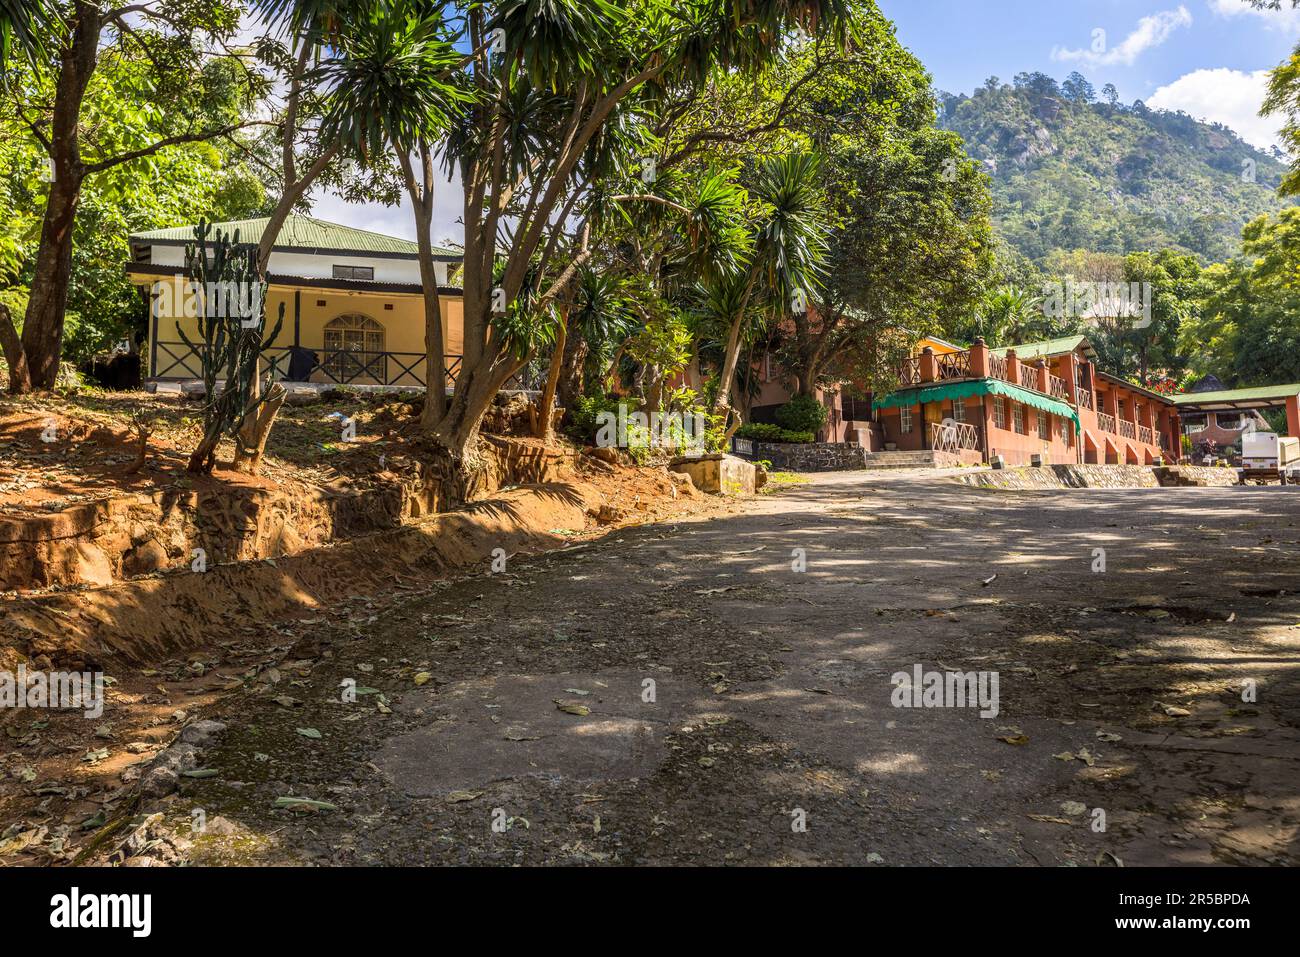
[1012,403,1024,434]
[900,405,913,434]
[952,400,966,424]
[993,396,1007,429]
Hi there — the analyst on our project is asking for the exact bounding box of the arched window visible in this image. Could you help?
[323,314,385,382]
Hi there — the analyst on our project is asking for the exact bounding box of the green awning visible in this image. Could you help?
[873,379,1081,431]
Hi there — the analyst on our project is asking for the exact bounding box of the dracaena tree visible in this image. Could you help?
[405,0,850,503]
[0,0,61,71]
[707,150,829,430]
[224,0,467,472]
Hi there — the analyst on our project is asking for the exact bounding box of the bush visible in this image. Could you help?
[735,422,814,444]
[774,394,828,434]
[568,394,627,444]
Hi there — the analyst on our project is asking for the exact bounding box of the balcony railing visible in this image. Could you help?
[988,354,1008,380]
[935,350,971,379]
[929,420,982,453]
[1048,373,1069,401]
[897,356,922,386]
[1098,412,1116,433]
[1138,425,1154,446]
[1119,419,1136,440]
[1075,387,1094,411]
[149,341,527,391]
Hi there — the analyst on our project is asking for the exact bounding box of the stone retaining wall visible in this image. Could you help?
[959,463,1241,490]
[742,441,868,472]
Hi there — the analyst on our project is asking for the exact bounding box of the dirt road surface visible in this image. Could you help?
[135,471,1300,866]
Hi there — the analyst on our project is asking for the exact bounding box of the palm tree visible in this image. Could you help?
[0,0,59,72]
[710,151,830,429]
[978,285,1043,345]
[225,0,467,471]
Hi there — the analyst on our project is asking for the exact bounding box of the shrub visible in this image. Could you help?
[568,394,626,444]
[735,422,814,444]
[774,394,828,434]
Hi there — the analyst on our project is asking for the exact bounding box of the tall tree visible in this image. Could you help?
[409,0,850,503]
[1,0,260,393]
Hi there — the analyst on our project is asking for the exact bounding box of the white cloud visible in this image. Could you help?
[1148,67,1283,149]
[305,169,465,248]
[1053,6,1194,67]
[1207,0,1300,32]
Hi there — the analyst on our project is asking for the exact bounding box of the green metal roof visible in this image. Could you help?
[988,335,1091,361]
[873,378,1081,431]
[130,215,460,258]
[1171,384,1300,406]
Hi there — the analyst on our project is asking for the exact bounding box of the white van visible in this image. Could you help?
[1240,432,1300,484]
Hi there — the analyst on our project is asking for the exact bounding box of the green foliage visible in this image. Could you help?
[942,73,1291,265]
[735,421,814,444]
[179,221,284,472]
[773,394,828,433]
[1189,208,1300,386]
[2,34,270,366]
[568,393,626,444]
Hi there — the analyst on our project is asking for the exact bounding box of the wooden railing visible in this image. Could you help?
[1119,419,1136,440]
[936,350,971,379]
[1048,373,1069,401]
[897,356,922,385]
[1138,425,1154,446]
[988,354,1007,380]
[1075,387,1094,411]
[929,420,981,453]
[1098,412,1116,433]
[149,341,525,390]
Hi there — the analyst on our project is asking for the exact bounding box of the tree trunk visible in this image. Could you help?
[534,311,567,442]
[188,423,223,474]
[0,303,31,394]
[400,145,447,433]
[710,275,758,424]
[17,2,98,392]
[418,353,525,509]
[556,327,588,421]
[231,382,287,475]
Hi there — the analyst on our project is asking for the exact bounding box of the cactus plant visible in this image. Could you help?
[177,220,285,474]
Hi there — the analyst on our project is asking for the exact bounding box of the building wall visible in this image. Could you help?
[148,245,440,284]
[876,393,1075,465]
[143,279,464,388]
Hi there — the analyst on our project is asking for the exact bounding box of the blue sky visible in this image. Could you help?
[878,0,1300,149]
[314,0,1300,240]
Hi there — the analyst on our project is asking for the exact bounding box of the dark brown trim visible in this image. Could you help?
[124,262,462,297]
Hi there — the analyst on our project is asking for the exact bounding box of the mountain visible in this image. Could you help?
[939,73,1295,266]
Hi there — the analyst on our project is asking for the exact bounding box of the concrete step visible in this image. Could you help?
[861,451,941,468]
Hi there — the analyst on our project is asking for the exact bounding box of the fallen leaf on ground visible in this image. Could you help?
[273,796,337,812]
[445,790,483,803]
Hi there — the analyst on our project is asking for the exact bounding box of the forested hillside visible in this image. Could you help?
[940,72,1294,264]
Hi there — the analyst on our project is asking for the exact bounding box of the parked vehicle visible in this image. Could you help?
[1239,432,1300,485]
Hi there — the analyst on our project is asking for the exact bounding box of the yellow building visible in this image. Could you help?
[127,216,464,390]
